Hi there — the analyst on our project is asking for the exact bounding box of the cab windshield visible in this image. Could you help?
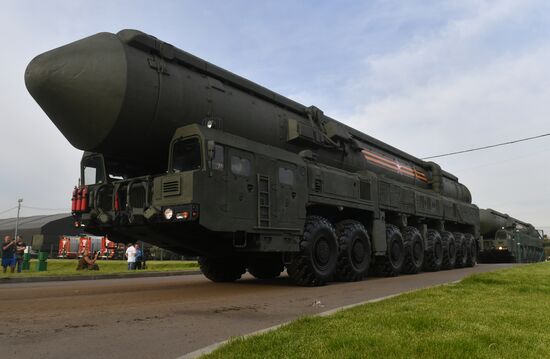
[172,138,202,172]
[82,155,106,185]
[496,230,510,241]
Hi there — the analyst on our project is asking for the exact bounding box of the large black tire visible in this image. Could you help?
[454,232,468,268]
[423,229,443,272]
[464,233,477,267]
[199,256,247,282]
[334,220,372,281]
[287,216,338,286]
[248,255,284,279]
[402,227,424,274]
[441,231,456,270]
[374,225,404,277]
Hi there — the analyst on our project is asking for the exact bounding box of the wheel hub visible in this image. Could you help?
[352,240,365,263]
[449,242,456,258]
[390,240,401,263]
[315,239,330,266]
[413,240,423,260]
[434,240,443,260]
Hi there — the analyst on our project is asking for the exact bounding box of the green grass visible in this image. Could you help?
[0,259,198,278]
[204,263,550,359]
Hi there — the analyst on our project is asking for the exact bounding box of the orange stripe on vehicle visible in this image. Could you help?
[363,149,419,176]
[363,154,419,180]
[363,150,416,176]
[363,155,401,174]
[414,170,428,180]
[362,149,430,183]
[362,150,399,167]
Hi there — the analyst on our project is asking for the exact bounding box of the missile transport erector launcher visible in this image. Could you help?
[26,29,481,285]
[478,209,544,263]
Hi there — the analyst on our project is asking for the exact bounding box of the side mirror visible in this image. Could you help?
[207,140,216,161]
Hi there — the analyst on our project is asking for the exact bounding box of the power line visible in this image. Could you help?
[21,205,68,211]
[422,132,550,160]
[0,206,18,216]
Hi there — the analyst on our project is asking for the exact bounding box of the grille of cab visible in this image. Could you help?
[162,179,181,197]
[99,191,112,212]
[129,186,146,208]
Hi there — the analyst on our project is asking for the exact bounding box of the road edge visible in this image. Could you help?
[178,281,461,359]
[0,270,202,284]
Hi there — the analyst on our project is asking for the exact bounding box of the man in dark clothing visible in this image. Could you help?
[135,243,143,270]
[2,235,16,273]
[15,236,26,273]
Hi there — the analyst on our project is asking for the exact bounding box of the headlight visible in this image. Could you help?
[498,246,503,250]
[164,208,173,220]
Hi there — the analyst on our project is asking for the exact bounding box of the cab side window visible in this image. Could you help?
[231,156,251,177]
[211,144,224,171]
[278,167,294,186]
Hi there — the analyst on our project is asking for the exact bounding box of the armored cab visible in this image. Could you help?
[26,29,480,286]
[479,208,544,263]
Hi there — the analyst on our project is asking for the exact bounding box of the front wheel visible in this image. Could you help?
[199,256,247,282]
[287,216,338,286]
[248,255,284,279]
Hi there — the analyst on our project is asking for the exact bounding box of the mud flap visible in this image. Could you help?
[372,219,387,255]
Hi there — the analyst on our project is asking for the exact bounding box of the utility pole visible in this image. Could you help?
[14,198,23,239]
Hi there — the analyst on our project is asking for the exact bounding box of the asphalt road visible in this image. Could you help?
[0,264,513,359]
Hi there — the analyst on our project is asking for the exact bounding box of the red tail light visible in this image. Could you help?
[114,191,120,211]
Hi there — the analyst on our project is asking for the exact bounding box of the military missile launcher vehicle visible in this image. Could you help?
[478,208,544,263]
[25,29,480,286]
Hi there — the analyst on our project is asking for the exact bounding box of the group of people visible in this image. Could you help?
[125,243,145,270]
[76,242,145,271]
[1,235,26,273]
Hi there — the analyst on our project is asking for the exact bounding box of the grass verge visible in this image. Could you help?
[0,259,198,278]
[204,262,550,359]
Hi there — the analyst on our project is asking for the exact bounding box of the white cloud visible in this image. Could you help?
[339,0,550,227]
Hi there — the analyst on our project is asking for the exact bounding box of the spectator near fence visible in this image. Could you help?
[125,243,136,270]
[2,235,16,274]
[135,243,143,270]
[15,236,26,273]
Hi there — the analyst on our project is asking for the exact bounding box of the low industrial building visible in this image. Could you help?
[0,213,80,255]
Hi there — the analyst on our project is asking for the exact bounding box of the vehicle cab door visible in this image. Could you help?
[226,147,256,227]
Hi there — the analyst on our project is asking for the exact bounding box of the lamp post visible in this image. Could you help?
[517,242,521,263]
[14,198,23,239]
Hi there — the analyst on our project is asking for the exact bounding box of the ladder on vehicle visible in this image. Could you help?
[257,174,271,228]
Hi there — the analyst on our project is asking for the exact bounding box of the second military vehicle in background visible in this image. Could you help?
[478,208,544,263]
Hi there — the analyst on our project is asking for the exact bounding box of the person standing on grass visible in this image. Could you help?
[2,235,16,273]
[15,236,26,273]
[135,243,143,270]
[125,243,137,270]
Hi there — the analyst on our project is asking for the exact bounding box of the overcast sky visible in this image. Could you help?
[0,0,548,232]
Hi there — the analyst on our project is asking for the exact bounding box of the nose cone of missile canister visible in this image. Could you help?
[25,32,127,151]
